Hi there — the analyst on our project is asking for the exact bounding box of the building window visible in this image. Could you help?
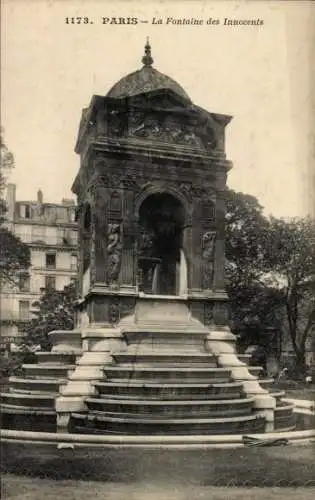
[45,253,56,269]
[19,273,30,292]
[19,300,30,321]
[62,230,71,245]
[71,254,77,270]
[20,204,31,219]
[69,209,76,222]
[60,229,77,246]
[45,276,56,290]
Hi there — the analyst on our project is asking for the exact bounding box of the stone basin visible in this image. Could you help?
[274,403,296,430]
[70,412,266,435]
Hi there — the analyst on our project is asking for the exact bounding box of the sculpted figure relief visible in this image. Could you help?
[138,228,155,257]
[202,231,216,259]
[202,231,216,289]
[106,223,122,284]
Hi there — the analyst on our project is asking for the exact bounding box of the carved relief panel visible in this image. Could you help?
[127,110,209,150]
[104,100,220,153]
[106,222,123,286]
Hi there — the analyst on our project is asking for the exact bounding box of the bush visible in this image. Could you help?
[0,350,36,379]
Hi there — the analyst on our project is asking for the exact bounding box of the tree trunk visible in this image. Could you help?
[293,347,306,378]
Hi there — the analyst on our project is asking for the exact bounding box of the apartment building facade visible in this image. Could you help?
[0,184,78,345]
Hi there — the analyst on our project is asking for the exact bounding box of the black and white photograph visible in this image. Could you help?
[1,1,314,499]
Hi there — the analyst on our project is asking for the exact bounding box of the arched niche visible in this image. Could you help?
[135,183,190,221]
[137,191,188,296]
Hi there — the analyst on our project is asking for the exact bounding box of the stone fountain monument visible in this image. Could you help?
[1,41,295,437]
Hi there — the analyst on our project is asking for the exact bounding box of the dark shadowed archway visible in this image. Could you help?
[138,193,186,295]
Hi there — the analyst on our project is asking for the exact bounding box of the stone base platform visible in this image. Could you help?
[0,298,296,436]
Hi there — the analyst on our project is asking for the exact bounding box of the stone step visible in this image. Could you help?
[94,380,245,400]
[71,412,266,435]
[104,366,231,383]
[112,353,218,367]
[106,377,233,385]
[0,404,56,432]
[257,378,274,389]
[0,392,55,409]
[35,352,78,364]
[238,354,252,365]
[0,403,55,415]
[9,376,66,393]
[270,390,286,399]
[22,364,75,378]
[275,403,295,414]
[247,366,263,376]
[85,397,255,418]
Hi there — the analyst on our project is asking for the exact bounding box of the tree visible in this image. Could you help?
[264,216,315,374]
[0,228,31,286]
[0,128,15,221]
[224,189,276,331]
[22,281,78,350]
[224,189,315,375]
[0,130,30,286]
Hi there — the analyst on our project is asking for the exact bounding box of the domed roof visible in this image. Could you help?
[106,40,191,102]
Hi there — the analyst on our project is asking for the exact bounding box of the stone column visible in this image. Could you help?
[120,191,137,290]
[213,190,226,292]
[77,206,85,296]
[190,198,203,291]
[92,185,109,283]
[182,220,192,291]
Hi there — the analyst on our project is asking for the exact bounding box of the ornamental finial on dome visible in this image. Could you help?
[142,37,153,67]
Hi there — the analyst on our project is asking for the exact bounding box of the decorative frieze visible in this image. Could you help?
[105,102,221,154]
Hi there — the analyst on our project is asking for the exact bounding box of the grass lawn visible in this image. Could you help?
[2,474,315,500]
[2,443,315,487]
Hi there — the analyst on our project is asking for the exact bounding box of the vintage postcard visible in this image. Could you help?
[1,1,314,499]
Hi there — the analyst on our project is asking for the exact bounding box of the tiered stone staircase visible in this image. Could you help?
[0,300,296,436]
[1,343,82,432]
[71,346,266,435]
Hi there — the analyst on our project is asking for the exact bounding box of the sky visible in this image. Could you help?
[1,0,314,217]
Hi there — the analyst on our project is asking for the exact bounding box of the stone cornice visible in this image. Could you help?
[13,219,77,229]
[89,136,232,166]
[74,90,233,156]
[72,137,232,197]
[28,243,77,251]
